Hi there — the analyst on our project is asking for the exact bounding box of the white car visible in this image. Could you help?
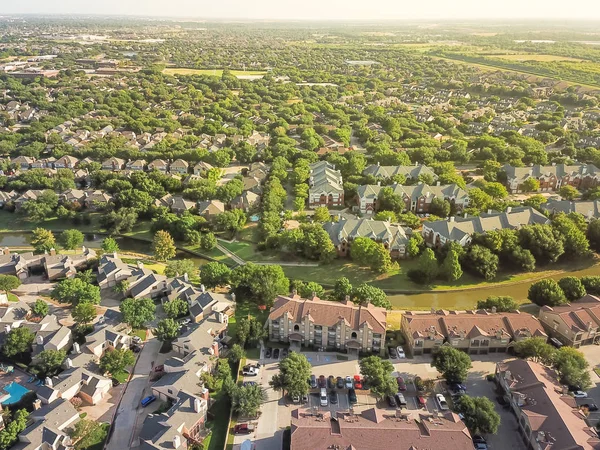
[436,394,449,410]
[242,365,259,376]
[572,390,588,398]
[396,346,406,359]
[345,376,353,389]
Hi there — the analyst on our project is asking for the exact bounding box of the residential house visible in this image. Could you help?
[83,190,112,209]
[124,264,168,299]
[542,199,600,220]
[402,309,547,356]
[422,206,549,248]
[97,253,134,289]
[363,163,437,182]
[101,157,125,171]
[148,159,169,172]
[126,159,146,171]
[82,324,132,359]
[43,247,96,281]
[13,190,45,210]
[30,315,72,360]
[241,176,262,194]
[308,161,344,208]
[355,182,469,214]
[60,188,86,205]
[538,294,600,347]
[11,156,34,170]
[14,399,79,450]
[193,161,214,176]
[496,359,600,450]
[0,190,17,207]
[197,200,225,218]
[155,194,196,214]
[36,366,112,406]
[54,155,79,169]
[247,162,269,181]
[170,159,189,175]
[290,408,473,450]
[502,163,600,193]
[230,191,259,212]
[267,294,387,356]
[323,218,410,259]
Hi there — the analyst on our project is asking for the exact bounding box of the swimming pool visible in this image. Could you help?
[0,382,30,405]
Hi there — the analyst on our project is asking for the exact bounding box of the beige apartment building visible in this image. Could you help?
[538,294,600,347]
[402,309,547,356]
[267,294,387,356]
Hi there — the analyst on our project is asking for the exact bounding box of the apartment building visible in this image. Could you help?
[267,294,387,356]
[402,309,547,356]
[308,161,344,208]
[362,163,437,182]
[538,294,600,347]
[502,163,600,194]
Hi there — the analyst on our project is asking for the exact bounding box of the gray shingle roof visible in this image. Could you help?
[363,164,437,180]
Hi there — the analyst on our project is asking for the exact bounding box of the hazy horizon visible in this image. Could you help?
[1,0,600,22]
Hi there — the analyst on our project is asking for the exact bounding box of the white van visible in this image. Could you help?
[320,388,328,406]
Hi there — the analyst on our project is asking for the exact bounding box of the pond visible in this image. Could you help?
[0,232,211,267]
[387,264,600,310]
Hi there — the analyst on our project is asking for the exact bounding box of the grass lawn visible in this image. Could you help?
[0,210,104,233]
[162,68,267,78]
[229,302,269,341]
[7,293,19,302]
[192,245,236,265]
[205,390,231,450]
[245,347,260,360]
[112,370,129,384]
[219,240,280,262]
[131,329,147,341]
[82,423,110,450]
[494,53,584,62]
[386,311,403,330]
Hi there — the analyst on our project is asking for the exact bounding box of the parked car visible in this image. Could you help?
[417,396,427,408]
[549,337,564,349]
[395,393,407,408]
[330,390,338,404]
[273,348,280,359]
[243,381,257,387]
[348,388,357,405]
[414,376,425,392]
[302,394,309,403]
[572,390,588,398]
[449,382,467,392]
[132,336,142,344]
[292,394,300,403]
[583,403,599,411]
[130,345,141,353]
[336,376,344,389]
[141,395,156,407]
[396,346,406,358]
[396,376,407,391]
[320,388,328,407]
[179,318,191,326]
[345,376,353,389]
[318,375,327,388]
[387,395,398,408]
[436,394,449,410]
[327,376,335,389]
[389,347,398,359]
[310,375,317,389]
[473,435,488,450]
[281,348,289,358]
[234,423,255,434]
[265,347,272,358]
[353,375,363,390]
[242,365,259,376]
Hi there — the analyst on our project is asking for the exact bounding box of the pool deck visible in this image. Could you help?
[0,366,39,404]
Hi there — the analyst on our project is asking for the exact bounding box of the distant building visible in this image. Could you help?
[502,163,600,193]
[362,163,437,182]
[308,161,344,208]
[538,294,600,347]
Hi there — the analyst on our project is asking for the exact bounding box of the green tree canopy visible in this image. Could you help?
[101,237,120,253]
[200,261,232,288]
[0,275,21,295]
[2,327,34,358]
[59,229,84,250]
[152,230,177,261]
[31,299,49,317]
[99,348,135,376]
[72,302,96,327]
[454,395,501,435]
[155,318,180,342]
[359,355,397,400]
[33,349,67,378]
[431,346,472,382]
[528,279,567,307]
[30,228,56,253]
[558,276,586,301]
[163,298,189,319]
[514,337,556,364]
[120,297,156,329]
[476,296,518,312]
[51,278,101,305]
[270,352,311,397]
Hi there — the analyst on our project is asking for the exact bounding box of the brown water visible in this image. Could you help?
[387,264,600,310]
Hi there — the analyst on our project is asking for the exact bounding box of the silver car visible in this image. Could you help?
[345,376,353,389]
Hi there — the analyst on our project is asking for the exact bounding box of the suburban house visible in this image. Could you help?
[81,324,132,359]
[323,217,410,259]
[83,190,113,209]
[148,159,169,172]
[308,161,344,208]
[402,309,547,356]
[14,399,79,450]
[127,159,146,171]
[197,200,225,218]
[54,155,79,169]
[11,155,34,170]
[502,163,600,193]
[538,294,600,347]
[355,182,469,214]
[155,194,196,214]
[290,408,473,450]
[97,252,135,288]
[496,359,600,450]
[267,294,387,356]
[542,199,600,220]
[101,157,126,171]
[362,163,438,182]
[31,315,73,360]
[170,159,189,175]
[422,206,549,247]
[193,161,214,176]
[0,247,95,281]
[36,366,112,406]
[230,190,259,212]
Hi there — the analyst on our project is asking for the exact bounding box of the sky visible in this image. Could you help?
[1,0,600,21]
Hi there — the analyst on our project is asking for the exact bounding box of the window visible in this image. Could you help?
[293,324,300,332]
[168,389,173,394]
[351,332,357,339]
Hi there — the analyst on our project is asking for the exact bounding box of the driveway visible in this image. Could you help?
[106,335,162,450]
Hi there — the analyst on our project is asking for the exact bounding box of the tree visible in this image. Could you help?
[164,259,197,278]
[163,298,188,319]
[60,229,84,250]
[429,197,451,218]
[200,232,217,251]
[454,395,500,435]
[559,185,579,200]
[312,206,330,222]
[514,337,556,364]
[0,409,29,450]
[33,349,67,377]
[30,228,56,253]
[31,299,49,317]
[155,318,180,342]
[582,276,600,295]
[20,190,59,221]
[0,275,20,295]
[2,327,34,358]
[270,352,311,397]
[558,276,586,301]
[554,346,591,389]
[120,298,156,329]
[483,182,508,199]
[72,302,96,327]
[440,249,462,281]
[200,262,232,288]
[236,316,267,347]
[216,209,247,233]
[69,419,108,450]
[431,346,472,382]
[230,384,266,417]
[99,348,135,376]
[51,278,100,305]
[352,283,391,309]
[552,213,590,258]
[359,355,397,400]
[228,343,245,364]
[231,263,289,308]
[417,248,439,283]
[461,244,498,280]
[298,281,325,299]
[522,178,540,193]
[153,230,176,261]
[588,216,600,251]
[519,224,564,263]
[406,233,424,257]
[331,277,353,302]
[101,237,120,253]
[476,296,518,312]
[528,279,567,307]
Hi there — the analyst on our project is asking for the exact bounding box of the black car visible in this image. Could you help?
[583,403,599,411]
[318,375,327,388]
[265,347,272,358]
[309,375,317,389]
[130,345,141,353]
[329,390,338,404]
[273,348,280,359]
[348,388,357,405]
[281,348,289,358]
[496,395,508,406]
[387,395,398,408]
[336,376,344,389]
[112,379,120,387]
[327,376,335,389]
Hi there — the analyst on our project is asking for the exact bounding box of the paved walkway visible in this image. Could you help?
[106,334,161,450]
[216,243,246,266]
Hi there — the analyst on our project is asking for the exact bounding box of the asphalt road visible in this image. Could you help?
[106,335,161,450]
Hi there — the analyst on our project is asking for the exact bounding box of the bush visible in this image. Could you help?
[70,397,83,408]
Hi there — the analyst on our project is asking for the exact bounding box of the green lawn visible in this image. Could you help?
[79,423,110,450]
[0,210,103,233]
[131,329,147,341]
[7,293,19,302]
[229,302,269,341]
[205,390,231,450]
[112,370,129,384]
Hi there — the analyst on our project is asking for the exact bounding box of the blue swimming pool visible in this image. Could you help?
[1,382,30,405]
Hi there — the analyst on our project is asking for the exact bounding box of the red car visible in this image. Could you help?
[353,375,363,389]
[417,396,427,408]
[396,376,407,391]
[234,423,255,434]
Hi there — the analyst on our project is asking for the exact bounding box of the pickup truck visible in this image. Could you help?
[233,423,256,434]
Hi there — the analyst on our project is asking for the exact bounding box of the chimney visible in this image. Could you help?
[311,291,317,299]
[137,261,144,270]
[200,387,210,401]
[183,272,189,282]
[449,216,455,222]
[487,209,492,214]
[73,342,80,354]
[33,399,42,411]
[211,341,219,357]
[377,161,380,166]
[436,181,440,186]
[4,325,10,334]
[49,248,56,256]
[65,358,73,368]
[200,284,206,293]
[377,181,381,186]
[173,435,181,449]
[292,288,297,296]
[506,207,512,213]
[193,397,203,413]
[45,377,53,388]
[491,306,497,313]
[36,335,44,345]
[464,212,468,218]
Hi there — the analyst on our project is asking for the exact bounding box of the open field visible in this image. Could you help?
[162,68,267,77]
[493,54,584,62]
